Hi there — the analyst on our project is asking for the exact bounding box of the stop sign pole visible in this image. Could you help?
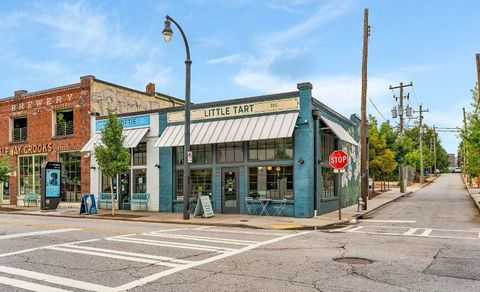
[329,150,348,220]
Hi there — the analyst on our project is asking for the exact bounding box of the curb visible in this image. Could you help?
[461,175,480,213]
[0,177,435,231]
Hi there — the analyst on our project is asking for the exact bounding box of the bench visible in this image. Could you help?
[98,192,117,209]
[123,193,150,211]
[20,193,38,207]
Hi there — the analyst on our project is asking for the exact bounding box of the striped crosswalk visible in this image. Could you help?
[0,226,306,291]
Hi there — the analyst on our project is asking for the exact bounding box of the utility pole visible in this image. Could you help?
[476,54,480,113]
[389,82,413,193]
[416,105,429,184]
[433,125,437,173]
[360,8,370,210]
[463,107,469,184]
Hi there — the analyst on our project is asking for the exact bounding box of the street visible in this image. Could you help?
[0,173,479,291]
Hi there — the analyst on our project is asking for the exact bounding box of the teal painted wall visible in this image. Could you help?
[294,83,314,217]
[158,113,173,212]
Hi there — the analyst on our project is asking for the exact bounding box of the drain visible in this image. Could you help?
[333,257,373,265]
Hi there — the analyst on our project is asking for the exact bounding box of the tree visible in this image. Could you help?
[462,85,480,185]
[94,112,130,216]
[0,156,11,182]
[368,116,398,191]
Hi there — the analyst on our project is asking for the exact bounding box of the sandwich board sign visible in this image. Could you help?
[194,195,215,218]
[80,194,97,215]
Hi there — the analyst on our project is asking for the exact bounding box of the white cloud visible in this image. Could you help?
[259,1,354,47]
[29,1,143,57]
[196,37,222,48]
[206,53,247,65]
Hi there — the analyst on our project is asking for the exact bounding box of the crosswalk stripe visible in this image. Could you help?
[46,246,182,268]
[0,265,112,292]
[0,275,72,292]
[60,244,193,264]
[403,228,418,235]
[419,229,432,236]
[347,226,363,232]
[106,237,234,253]
[0,228,82,240]
[144,233,258,245]
[198,229,287,236]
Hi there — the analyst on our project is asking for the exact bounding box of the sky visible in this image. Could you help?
[0,0,479,154]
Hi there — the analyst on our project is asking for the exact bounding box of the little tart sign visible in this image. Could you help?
[167,97,300,123]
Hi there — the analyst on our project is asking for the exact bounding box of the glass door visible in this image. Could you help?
[222,168,239,214]
[119,172,130,210]
[1,178,9,205]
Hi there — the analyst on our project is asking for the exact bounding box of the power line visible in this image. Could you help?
[368,97,388,122]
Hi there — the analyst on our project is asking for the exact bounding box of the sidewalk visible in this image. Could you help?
[0,178,435,230]
[461,175,480,212]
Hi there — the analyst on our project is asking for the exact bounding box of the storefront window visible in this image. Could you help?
[321,133,338,199]
[19,155,46,196]
[249,138,293,161]
[321,167,337,199]
[217,142,243,163]
[102,175,117,193]
[176,169,212,199]
[133,142,147,166]
[133,169,147,193]
[176,145,212,165]
[59,152,81,202]
[249,165,293,199]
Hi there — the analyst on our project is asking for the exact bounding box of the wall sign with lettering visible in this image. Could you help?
[96,114,150,131]
[0,143,54,157]
[167,97,300,123]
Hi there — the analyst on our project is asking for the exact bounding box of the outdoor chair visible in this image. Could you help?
[273,198,288,217]
[245,197,257,215]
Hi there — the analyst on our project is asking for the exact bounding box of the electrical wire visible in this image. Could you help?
[368,97,389,123]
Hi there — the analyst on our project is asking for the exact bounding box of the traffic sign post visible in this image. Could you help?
[329,150,349,220]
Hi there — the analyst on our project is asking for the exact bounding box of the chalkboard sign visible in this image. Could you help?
[80,194,97,215]
[194,196,214,218]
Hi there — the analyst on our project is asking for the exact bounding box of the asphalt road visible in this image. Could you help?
[0,173,479,291]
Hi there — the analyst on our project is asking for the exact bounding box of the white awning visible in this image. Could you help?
[155,112,299,147]
[81,127,149,152]
[320,116,359,146]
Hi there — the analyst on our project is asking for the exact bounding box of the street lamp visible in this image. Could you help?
[162,15,192,220]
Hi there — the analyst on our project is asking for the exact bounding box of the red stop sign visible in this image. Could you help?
[329,150,348,169]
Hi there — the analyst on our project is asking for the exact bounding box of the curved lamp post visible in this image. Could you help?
[162,15,191,220]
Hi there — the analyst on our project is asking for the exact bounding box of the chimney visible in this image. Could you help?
[80,75,95,89]
[146,83,155,96]
[14,90,28,99]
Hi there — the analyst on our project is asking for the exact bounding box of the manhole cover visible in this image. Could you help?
[333,257,373,265]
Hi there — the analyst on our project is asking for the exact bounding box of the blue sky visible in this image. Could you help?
[0,0,479,154]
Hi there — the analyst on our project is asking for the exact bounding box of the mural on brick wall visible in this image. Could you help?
[340,126,361,206]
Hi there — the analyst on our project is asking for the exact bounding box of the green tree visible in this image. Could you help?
[94,112,130,216]
[0,156,11,182]
[462,85,480,184]
[368,116,398,190]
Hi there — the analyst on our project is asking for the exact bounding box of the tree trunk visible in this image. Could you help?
[110,176,115,216]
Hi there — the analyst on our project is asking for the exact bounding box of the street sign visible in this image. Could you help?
[329,150,348,169]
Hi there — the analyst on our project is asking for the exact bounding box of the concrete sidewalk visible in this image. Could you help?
[462,175,480,212]
[0,178,435,230]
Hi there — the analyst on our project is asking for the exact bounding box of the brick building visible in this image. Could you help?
[0,76,182,206]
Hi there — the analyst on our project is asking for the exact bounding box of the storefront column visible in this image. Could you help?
[294,82,314,217]
[158,113,173,211]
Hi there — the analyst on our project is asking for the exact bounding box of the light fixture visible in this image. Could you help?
[162,19,173,42]
[90,166,96,170]
[154,163,160,169]
[298,159,305,164]
[257,166,263,170]
[275,166,282,172]
[267,166,273,171]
